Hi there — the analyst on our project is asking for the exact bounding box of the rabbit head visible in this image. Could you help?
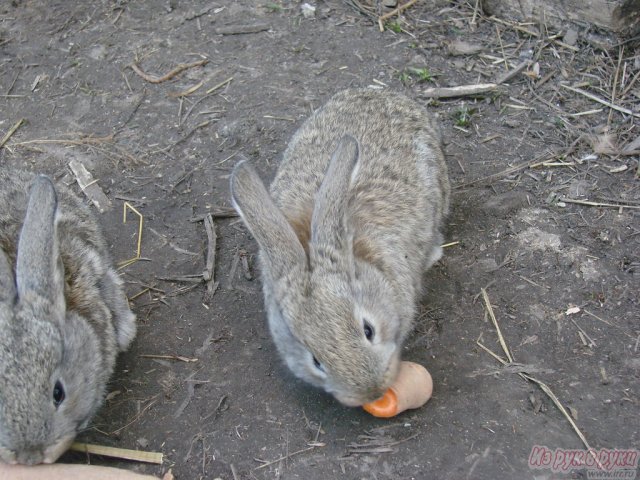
[231,136,402,407]
[0,177,108,465]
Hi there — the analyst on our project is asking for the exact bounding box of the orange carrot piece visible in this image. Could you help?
[363,388,400,418]
[363,361,433,418]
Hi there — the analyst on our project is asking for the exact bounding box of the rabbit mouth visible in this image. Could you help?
[331,381,389,407]
[331,352,401,406]
[42,433,75,464]
[333,384,389,407]
[2,433,76,465]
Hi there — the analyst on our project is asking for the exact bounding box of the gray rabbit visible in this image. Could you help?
[0,171,136,465]
[231,89,449,407]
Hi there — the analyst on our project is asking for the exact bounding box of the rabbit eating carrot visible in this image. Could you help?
[231,89,449,407]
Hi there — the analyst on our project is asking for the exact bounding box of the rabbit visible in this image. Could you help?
[230,88,449,407]
[0,170,136,465]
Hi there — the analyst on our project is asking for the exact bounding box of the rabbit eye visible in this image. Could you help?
[363,320,375,341]
[53,380,65,407]
[312,356,324,372]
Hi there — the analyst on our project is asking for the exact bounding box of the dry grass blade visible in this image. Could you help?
[139,354,198,362]
[560,198,640,210]
[70,442,163,464]
[378,0,421,30]
[560,84,640,118]
[481,289,513,363]
[477,291,603,470]
[9,136,113,146]
[206,76,233,94]
[254,445,320,470]
[119,202,144,269]
[169,80,204,98]
[441,241,460,248]
[0,118,25,149]
[454,150,561,189]
[109,398,158,436]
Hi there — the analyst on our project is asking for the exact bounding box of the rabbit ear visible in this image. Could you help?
[311,135,359,249]
[15,176,65,311]
[231,160,306,278]
[0,248,16,303]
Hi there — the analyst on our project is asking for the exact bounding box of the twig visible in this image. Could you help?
[185,4,219,21]
[378,0,418,32]
[560,84,640,118]
[379,0,420,22]
[481,289,513,363]
[486,16,579,51]
[9,135,114,147]
[582,309,617,330]
[109,398,158,436]
[118,91,146,131]
[214,24,270,35]
[608,46,624,126]
[169,80,204,98]
[454,150,557,189]
[254,445,320,470]
[128,59,208,84]
[0,118,25,149]
[206,76,233,95]
[189,208,239,222]
[559,198,640,210]
[204,214,219,300]
[5,69,20,96]
[347,433,420,453]
[495,24,509,71]
[157,274,204,283]
[156,120,212,153]
[418,83,498,99]
[70,443,163,465]
[488,16,539,37]
[470,0,480,25]
[495,61,530,85]
[139,354,198,362]
[570,319,596,348]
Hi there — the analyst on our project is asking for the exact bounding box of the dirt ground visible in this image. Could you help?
[1,1,639,479]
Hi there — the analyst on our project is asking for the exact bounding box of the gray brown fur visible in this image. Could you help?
[0,170,136,465]
[231,89,449,406]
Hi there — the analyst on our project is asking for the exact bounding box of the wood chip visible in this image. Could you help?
[68,160,112,213]
[419,83,498,99]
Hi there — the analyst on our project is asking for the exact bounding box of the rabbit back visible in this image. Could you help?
[272,89,449,335]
